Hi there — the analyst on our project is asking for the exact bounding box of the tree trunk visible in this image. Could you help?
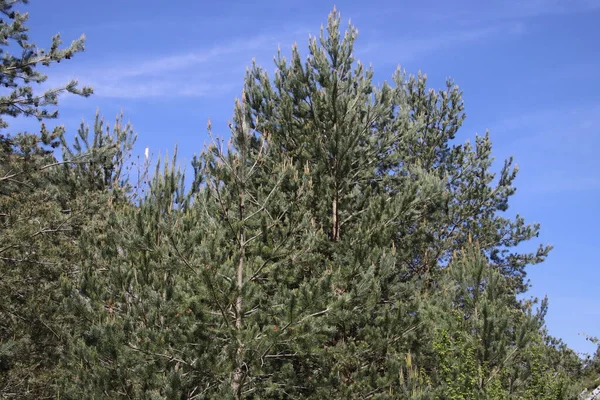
[332,192,340,241]
[232,191,245,398]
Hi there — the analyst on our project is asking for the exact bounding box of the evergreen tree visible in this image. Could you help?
[63,96,322,398]
[399,76,551,292]
[61,148,200,398]
[0,1,133,396]
[0,112,134,397]
[427,243,553,398]
[244,9,550,295]
[64,8,582,399]
[0,3,591,398]
[237,8,564,398]
[0,0,91,129]
[240,9,451,397]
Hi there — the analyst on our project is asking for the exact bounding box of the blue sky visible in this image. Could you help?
[13,0,600,355]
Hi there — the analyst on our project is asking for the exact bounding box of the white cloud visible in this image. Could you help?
[45,34,293,100]
[352,0,599,66]
[360,22,525,63]
[399,24,519,59]
[89,80,238,99]
[105,35,274,79]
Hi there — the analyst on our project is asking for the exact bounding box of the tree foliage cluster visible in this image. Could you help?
[1,2,598,398]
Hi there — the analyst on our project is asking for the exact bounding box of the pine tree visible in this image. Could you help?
[196,96,324,397]
[244,8,550,295]
[0,2,135,396]
[0,0,91,129]
[243,8,419,244]
[241,9,451,397]
[398,72,551,292]
[63,95,324,398]
[61,148,201,398]
[423,243,582,398]
[10,5,589,399]
[0,112,134,397]
[238,7,559,397]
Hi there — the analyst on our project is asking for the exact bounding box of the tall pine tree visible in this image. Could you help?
[0,2,136,397]
[21,5,592,399]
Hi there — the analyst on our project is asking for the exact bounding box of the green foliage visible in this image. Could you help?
[0,2,131,397]
[0,3,595,399]
[0,0,92,129]
[433,327,482,400]
[0,112,135,397]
